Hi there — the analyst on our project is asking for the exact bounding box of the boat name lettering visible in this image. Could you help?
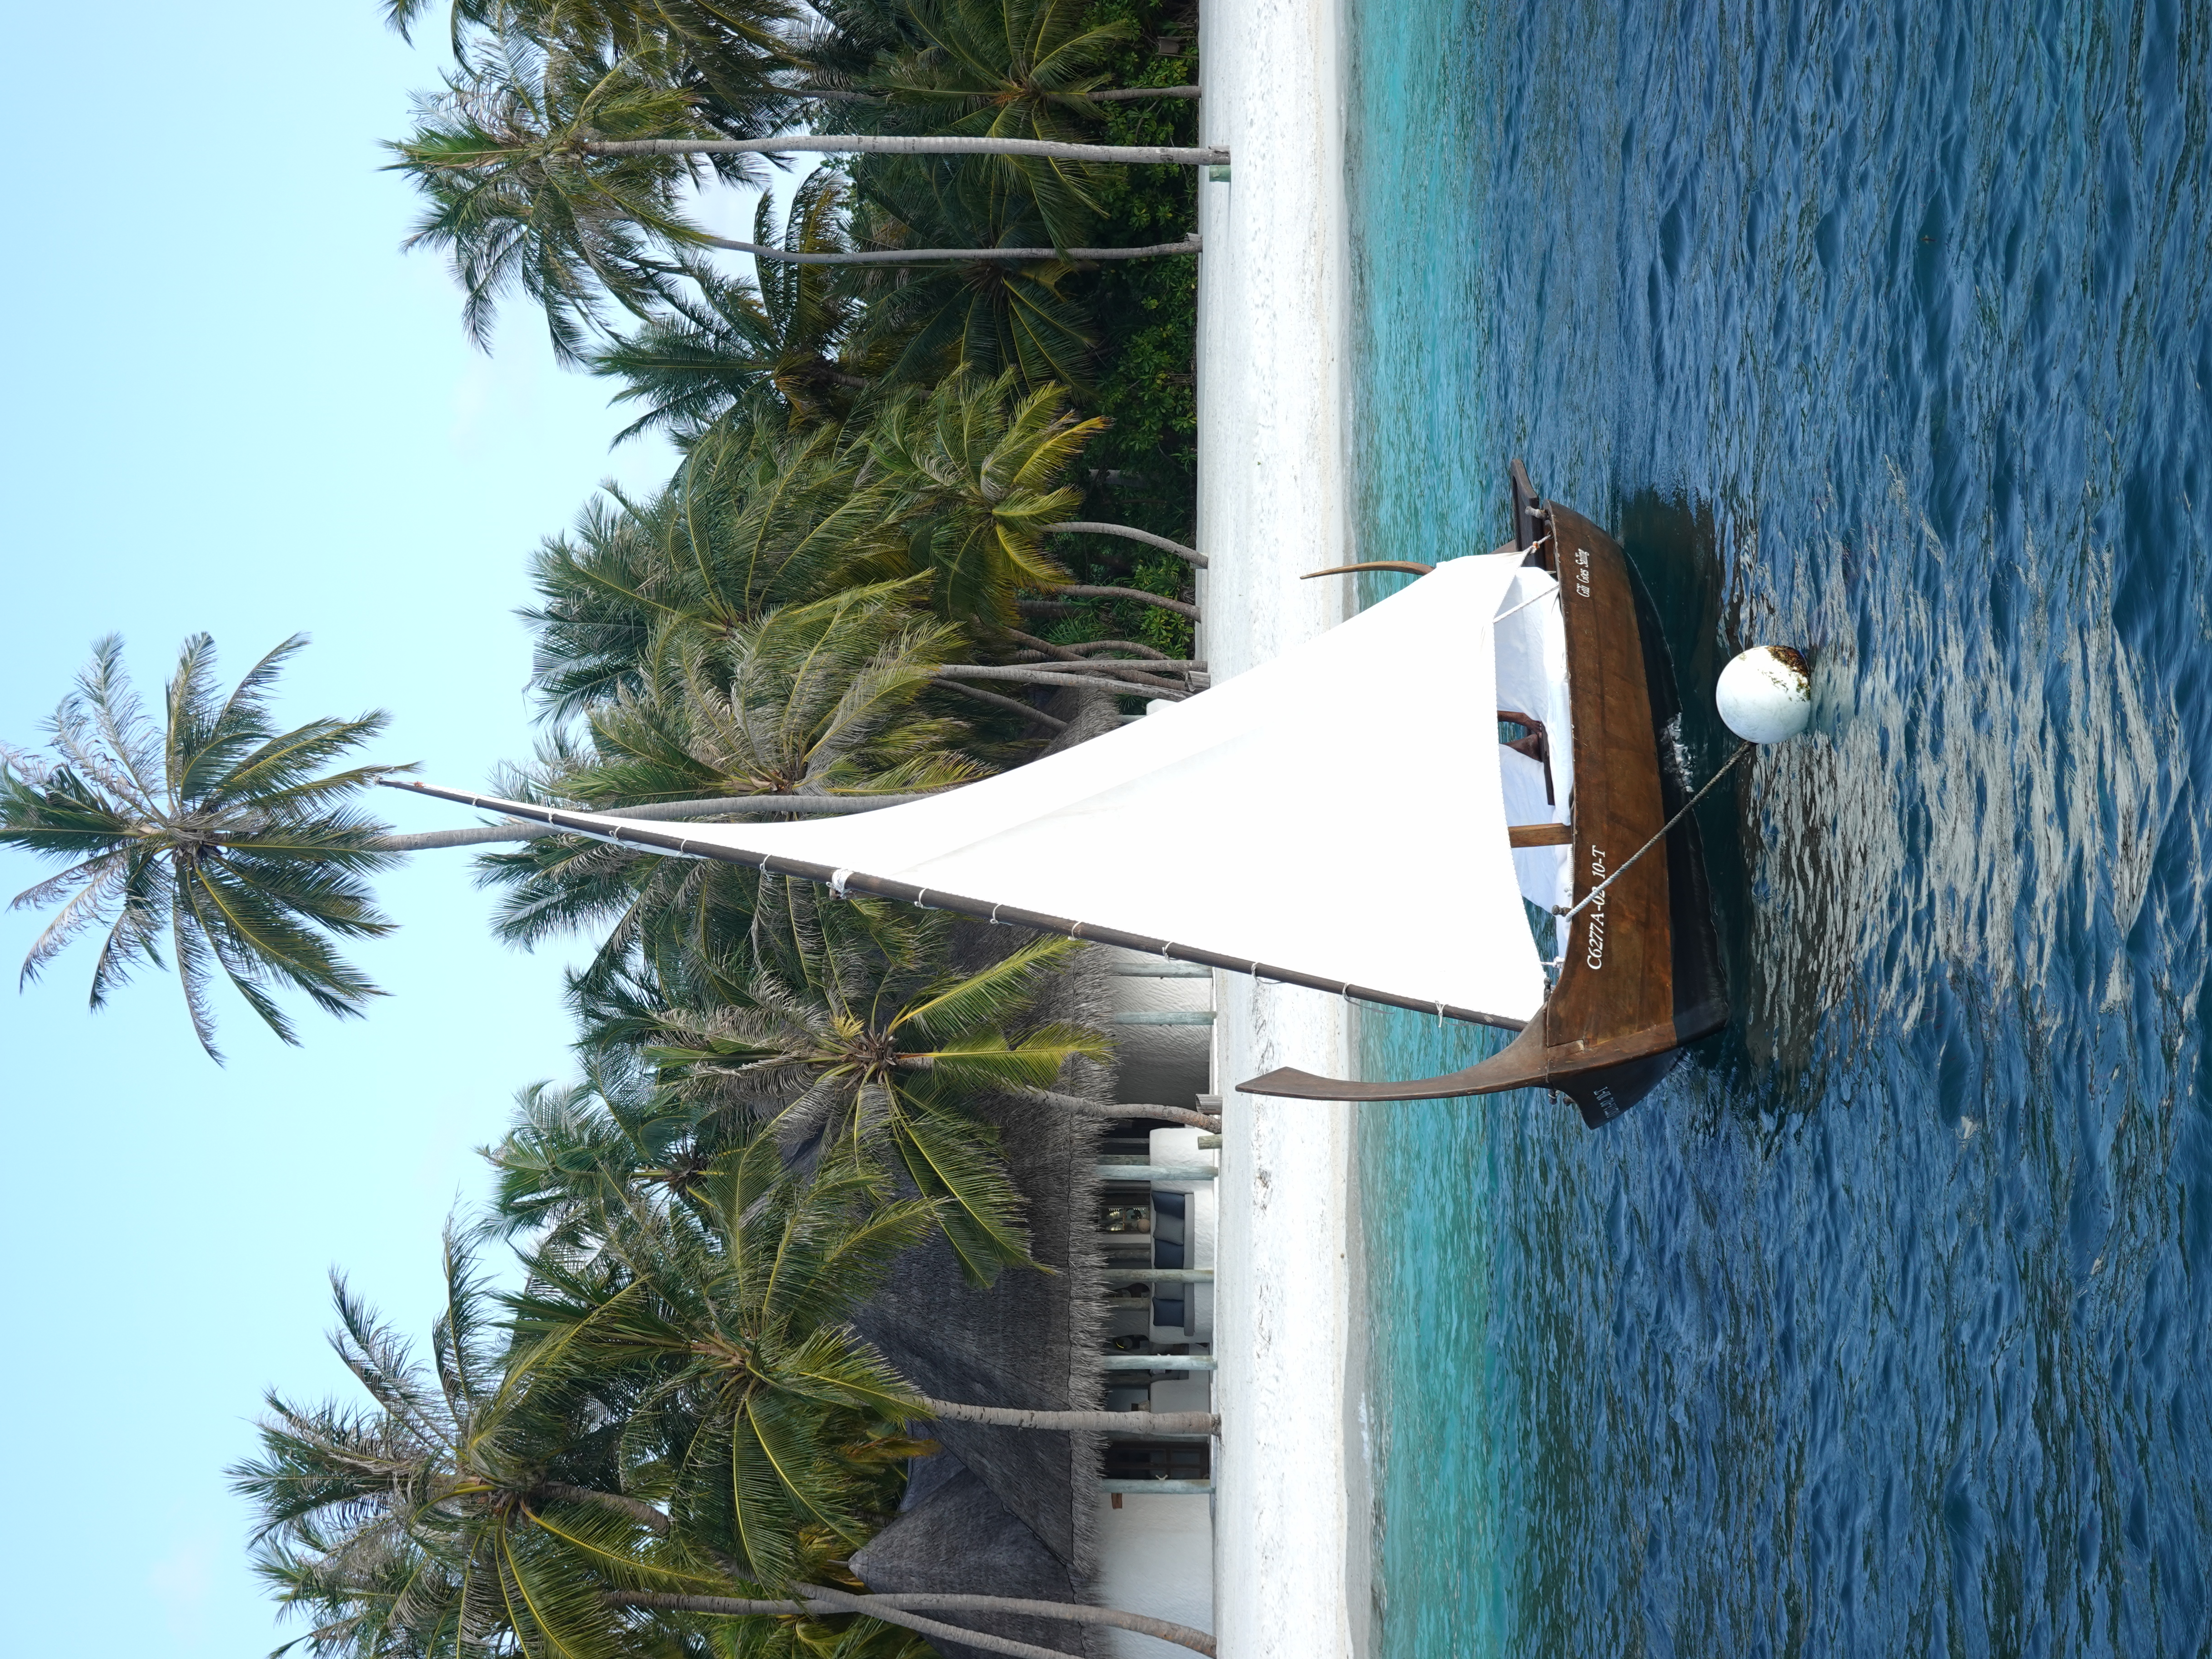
[1573,546,1592,599]
[1584,846,1608,970]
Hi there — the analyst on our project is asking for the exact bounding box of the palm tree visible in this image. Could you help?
[241,1142,1217,1659]
[387,0,799,142]
[504,1136,944,1589]
[590,168,880,440]
[0,635,402,1060]
[486,1066,731,1244]
[234,1230,930,1659]
[869,370,1097,627]
[392,38,723,364]
[387,0,792,59]
[641,932,1109,1285]
[234,1237,656,1659]
[482,579,980,1006]
[388,40,1222,358]
[847,0,1142,251]
[498,1141,1222,1654]
[518,481,676,724]
[573,581,988,803]
[519,415,899,723]
[863,371,1197,636]
[843,181,1101,389]
[493,1096,1218,1451]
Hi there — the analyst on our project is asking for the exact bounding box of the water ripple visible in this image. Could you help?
[1349,0,2212,1652]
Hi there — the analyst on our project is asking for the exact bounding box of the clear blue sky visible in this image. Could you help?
[0,5,779,1649]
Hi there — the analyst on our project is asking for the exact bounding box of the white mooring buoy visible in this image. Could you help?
[1715,645,1812,743]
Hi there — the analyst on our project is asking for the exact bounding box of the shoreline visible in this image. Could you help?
[1195,1,1370,1653]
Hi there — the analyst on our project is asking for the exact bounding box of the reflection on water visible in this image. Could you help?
[1348,0,2212,1652]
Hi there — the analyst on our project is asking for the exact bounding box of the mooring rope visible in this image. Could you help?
[1552,742,1755,925]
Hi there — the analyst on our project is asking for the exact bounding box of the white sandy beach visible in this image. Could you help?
[1193,3,1372,1654]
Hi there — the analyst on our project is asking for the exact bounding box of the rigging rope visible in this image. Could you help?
[1552,742,1755,925]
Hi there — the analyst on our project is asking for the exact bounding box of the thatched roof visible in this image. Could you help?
[852,1453,1105,1659]
[850,929,1113,1578]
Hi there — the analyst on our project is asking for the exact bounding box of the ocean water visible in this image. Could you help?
[1346,1,2212,1654]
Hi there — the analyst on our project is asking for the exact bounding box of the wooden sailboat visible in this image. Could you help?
[1241,463,1728,1124]
[393,462,1725,1130]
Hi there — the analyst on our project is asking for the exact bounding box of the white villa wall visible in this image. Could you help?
[1105,948,1214,1108]
[1095,1493,1217,1659]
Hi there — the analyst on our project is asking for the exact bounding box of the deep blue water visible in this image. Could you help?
[1347,1,2212,1654]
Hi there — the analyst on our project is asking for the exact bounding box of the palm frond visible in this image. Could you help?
[387,39,747,363]
[6,636,401,1054]
[82,849,168,1004]
[57,634,166,813]
[892,932,1084,1040]
[888,1091,1033,1286]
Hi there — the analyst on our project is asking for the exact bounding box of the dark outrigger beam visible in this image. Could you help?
[1238,463,1728,1127]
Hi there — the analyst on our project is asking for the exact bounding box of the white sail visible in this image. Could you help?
[424,551,1550,1026]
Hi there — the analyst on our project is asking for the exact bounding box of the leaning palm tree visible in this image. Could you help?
[518,481,677,724]
[842,177,1101,389]
[590,169,881,440]
[519,413,900,723]
[389,38,1221,357]
[235,1230,928,1659]
[505,1137,944,1589]
[483,578,982,1006]
[642,930,1108,1285]
[392,37,724,363]
[867,372,1203,636]
[0,635,402,1059]
[867,370,1099,627]
[234,1237,655,1659]
[486,1065,730,1247]
[487,1068,1219,1437]
[575,580,988,804]
[387,0,798,142]
[241,1180,1215,1657]
[852,0,1140,250]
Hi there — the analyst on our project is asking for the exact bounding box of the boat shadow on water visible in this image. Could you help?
[1614,488,1765,1114]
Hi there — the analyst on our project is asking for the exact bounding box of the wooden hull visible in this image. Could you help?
[1239,471,1728,1126]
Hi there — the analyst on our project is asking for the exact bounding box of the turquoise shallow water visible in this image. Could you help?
[1347,1,2212,1653]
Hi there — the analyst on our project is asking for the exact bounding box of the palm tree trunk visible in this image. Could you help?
[1024,1086,1220,1129]
[930,664,1187,698]
[932,679,1069,729]
[1046,522,1206,567]
[613,1591,1075,1659]
[536,1482,674,1531]
[610,1588,1217,1658]
[1006,656,1205,671]
[577,1489,1222,1655]
[607,794,944,821]
[1008,630,1172,662]
[582,135,1228,166]
[787,86,1201,103]
[917,1395,1217,1434]
[372,823,556,851]
[699,232,1200,266]
[1034,584,1200,620]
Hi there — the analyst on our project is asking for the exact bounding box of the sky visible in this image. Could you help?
[0,5,789,1649]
